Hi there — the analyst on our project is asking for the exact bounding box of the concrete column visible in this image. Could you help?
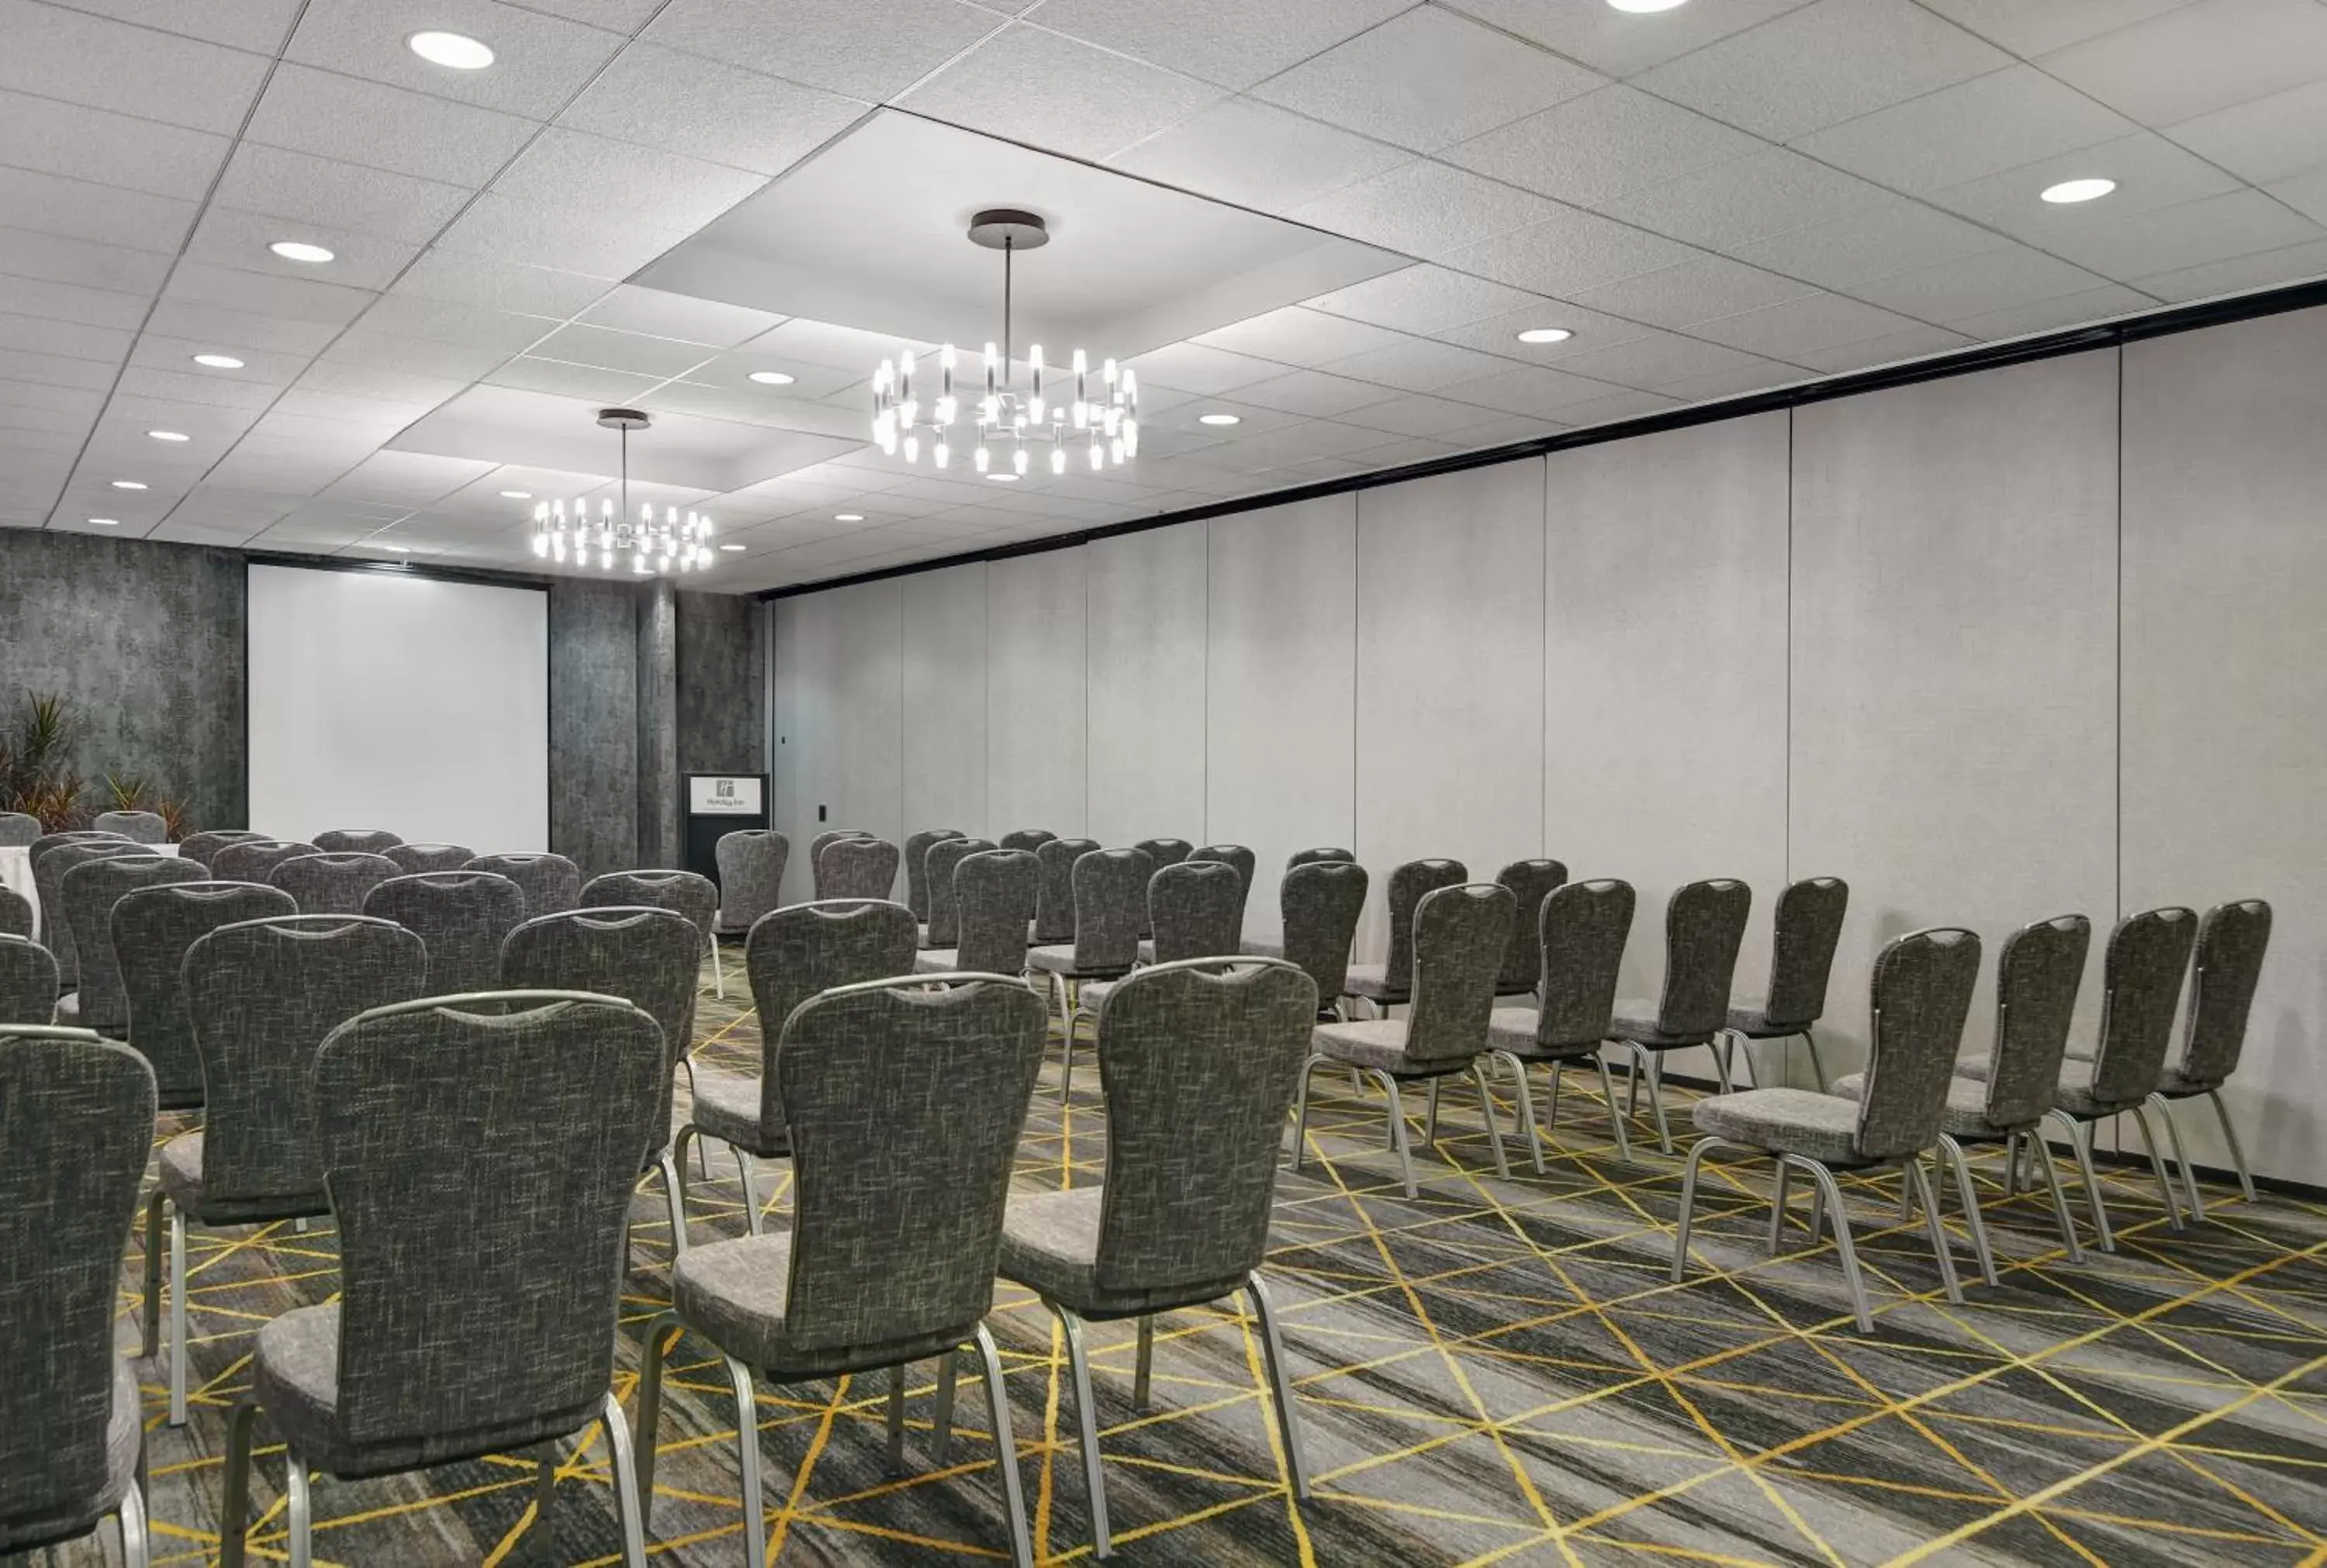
[636,575,680,867]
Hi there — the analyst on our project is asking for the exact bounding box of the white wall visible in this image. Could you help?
[770,304,2327,1185]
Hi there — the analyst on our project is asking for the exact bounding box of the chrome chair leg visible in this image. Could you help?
[168,1205,188,1426]
[631,1312,681,1520]
[1287,1054,1325,1173]
[1640,1048,1673,1154]
[1768,1158,1791,1254]
[1056,1305,1112,1558]
[118,1474,150,1568]
[140,1190,164,1359]
[1247,1273,1309,1500]
[735,1145,764,1236]
[725,1354,769,1568]
[1712,1031,1734,1093]
[1938,1135,1998,1287]
[2128,1099,2187,1231]
[656,1148,688,1258]
[932,1346,959,1464]
[1795,1156,1873,1333]
[886,1363,910,1474]
[1668,1136,1724,1281]
[1492,1050,1545,1175]
[600,1390,651,1568]
[2146,1092,2207,1221]
[1800,1026,1829,1093]
[220,1400,258,1568]
[1544,1058,1564,1129]
[2002,1128,2023,1196]
[710,934,725,1000]
[1423,1075,1441,1145]
[2047,1110,2114,1253]
[1468,1059,1510,1179]
[533,1442,557,1517]
[1132,1316,1155,1411]
[973,1322,1036,1568]
[2025,1130,2088,1264]
[1904,1155,1964,1304]
[678,1062,709,1178]
[2207,1088,2257,1201]
[1592,1055,1633,1163]
[285,1447,313,1568]
[1373,1070,1419,1199]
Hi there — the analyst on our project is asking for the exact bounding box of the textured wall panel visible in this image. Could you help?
[986,548,1086,841]
[1086,524,1207,849]
[900,563,988,841]
[773,579,903,903]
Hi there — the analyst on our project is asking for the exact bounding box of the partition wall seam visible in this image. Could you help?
[1784,410,1797,1090]
[1540,458,1549,860]
[1202,523,1212,848]
[2114,346,2125,926]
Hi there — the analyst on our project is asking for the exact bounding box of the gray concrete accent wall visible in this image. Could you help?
[676,589,765,774]
[636,576,681,868]
[548,576,641,882]
[0,530,246,830]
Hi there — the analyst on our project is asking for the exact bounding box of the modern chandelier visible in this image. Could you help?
[527,407,714,574]
[870,209,1138,478]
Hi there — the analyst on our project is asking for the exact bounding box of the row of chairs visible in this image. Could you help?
[0,807,171,845]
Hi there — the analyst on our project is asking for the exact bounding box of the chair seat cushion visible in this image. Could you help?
[687,1067,786,1157]
[157,1131,330,1225]
[1240,938,1284,959]
[1026,945,1129,979]
[672,1232,970,1380]
[1485,1006,1602,1061]
[1310,1020,1475,1077]
[1725,1004,1813,1039]
[1831,1072,2025,1140]
[53,991,78,1024]
[0,1359,140,1551]
[1340,963,1406,1003]
[996,1186,1244,1322]
[1077,979,1116,1014]
[2156,1064,2224,1097]
[1953,1052,2122,1117]
[913,948,958,975]
[1608,1007,1713,1049]
[1690,1087,1865,1166]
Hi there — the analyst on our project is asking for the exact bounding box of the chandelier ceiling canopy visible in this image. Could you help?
[526,408,714,575]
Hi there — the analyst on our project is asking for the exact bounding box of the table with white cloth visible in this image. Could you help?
[0,842,178,945]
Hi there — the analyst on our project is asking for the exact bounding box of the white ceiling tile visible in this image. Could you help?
[505,0,665,29]
[357,294,562,352]
[0,91,232,199]
[1302,264,1547,334]
[49,0,303,53]
[243,65,540,187]
[1287,161,1565,257]
[2132,236,2327,300]
[1786,323,1975,373]
[2262,167,2327,226]
[1657,360,1809,403]
[1227,369,1400,416]
[1191,306,1410,366]
[0,378,103,416]
[1429,301,1654,359]
[1567,254,1819,328]
[0,0,271,134]
[486,355,664,402]
[1036,0,1413,92]
[1252,6,1604,154]
[127,333,305,387]
[577,285,785,348]
[1595,147,1898,250]
[213,145,475,245]
[2040,188,2325,278]
[0,225,173,295]
[489,129,769,236]
[745,318,934,372]
[1539,329,1776,389]
[0,398,95,436]
[1437,205,1699,295]
[1633,0,2009,143]
[1143,396,1308,438]
[558,42,868,177]
[0,312,133,364]
[165,261,378,328]
[320,327,511,380]
[285,0,628,119]
[674,353,857,401]
[0,168,196,254]
[2166,79,2327,185]
[1791,65,2137,195]
[1846,243,2118,319]
[1923,132,2240,246]
[269,387,437,427]
[1548,388,1682,427]
[319,450,496,505]
[1111,98,1409,213]
[644,0,1003,102]
[1437,0,1817,78]
[392,251,612,314]
[1434,361,1623,415]
[1121,341,1285,395]
[0,345,119,391]
[144,298,347,355]
[432,195,693,278]
[1728,202,2010,289]
[1917,0,2196,56]
[293,359,469,407]
[529,322,716,378]
[1317,334,1518,392]
[1443,85,1766,209]
[182,207,424,292]
[1686,292,1926,358]
[900,23,1227,162]
[2038,0,2327,125]
[1946,282,2156,338]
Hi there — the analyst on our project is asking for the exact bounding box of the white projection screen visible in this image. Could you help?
[247,564,551,851]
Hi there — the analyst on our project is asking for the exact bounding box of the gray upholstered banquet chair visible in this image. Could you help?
[0,1025,155,1568]
[1029,847,1152,1097]
[1188,843,1257,938]
[1341,857,1466,1016]
[633,973,1045,1568]
[503,907,700,1264]
[1130,838,1191,939]
[0,886,29,941]
[2147,899,2271,1213]
[1261,858,1368,1015]
[807,827,871,897]
[818,834,901,902]
[218,991,662,1568]
[678,900,920,1235]
[147,914,425,1425]
[92,809,168,844]
[1722,876,1849,1091]
[1288,846,1355,868]
[0,810,43,845]
[29,835,145,979]
[112,881,298,1116]
[999,957,1316,1558]
[1000,827,1057,853]
[1492,859,1569,1000]
[211,838,323,887]
[1485,878,1636,1169]
[1954,906,2199,1251]
[382,840,475,875]
[1606,878,1753,1154]
[268,851,399,916]
[312,827,402,854]
[583,867,723,993]
[1032,836,1099,945]
[1834,914,2092,1280]
[1293,882,1516,1199]
[175,829,269,870]
[1675,926,1982,1332]
[917,848,1039,977]
[362,870,526,993]
[0,932,57,1023]
[1126,856,1246,972]
[58,852,208,1028]
[714,831,788,939]
[920,837,995,950]
[904,827,967,923]
[466,851,583,917]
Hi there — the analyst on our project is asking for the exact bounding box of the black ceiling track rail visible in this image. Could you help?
[240,551,556,592]
[759,272,2327,603]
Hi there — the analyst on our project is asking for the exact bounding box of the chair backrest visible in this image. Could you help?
[998,827,1056,853]
[92,809,168,844]
[211,838,323,886]
[113,881,299,1107]
[1288,846,1355,868]
[1404,882,1515,1064]
[0,810,40,847]
[714,831,789,931]
[807,828,871,896]
[953,849,1040,975]
[362,871,527,993]
[0,886,28,942]
[1761,876,1849,1028]
[901,828,964,921]
[1033,837,1098,944]
[383,841,476,875]
[1493,858,1570,991]
[1279,860,1368,1005]
[1091,958,1316,1300]
[1188,844,1257,941]
[1150,859,1244,964]
[818,836,901,902]
[924,838,996,946]
[269,851,400,916]
[1381,858,1468,991]
[62,852,208,1031]
[1654,879,1752,1040]
[502,907,700,1166]
[1851,927,1982,1161]
[465,852,583,918]
[1532,879,1634,1052]
[0,934,56,1024]
[1071,848,1153,972]
[579,868,717,941]
[745,900,920,1138]
[186,915,428,1205]
[2087,906,2200,1107]
[0,1027,154,1534]
[2177,899,2272,1087]
[1132,837,1191,870]
[315,993,662,1451]
[1981,914,2091,1131]
[176,828,269,869]
[313,828,403,854]
[776,976,1046,1361]
[29,838,146,979]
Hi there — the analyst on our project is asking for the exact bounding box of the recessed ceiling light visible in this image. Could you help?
[192,353,244,369]
[835,512,864,521]
[1607,0,1689,10]
[500,489,532,499]
[87,517,119,527]
[2040,178,2115,204]
[382,543,413,552]
[720,543,746,551]
[147,430,189,442]
[1198,412,1241,427]
[269,240,334,264]
[111,480,147,490]
[1516,326,1574,344]
[987,471,1020,482]
[748,370,797,386]
[407,30,494,69]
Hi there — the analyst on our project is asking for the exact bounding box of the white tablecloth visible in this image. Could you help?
[0,841,178,945]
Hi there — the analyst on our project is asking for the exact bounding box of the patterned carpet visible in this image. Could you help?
[41,961,2327,1566]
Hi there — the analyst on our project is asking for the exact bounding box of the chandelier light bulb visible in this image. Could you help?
[1013,444,1029,476]
[1051,444,1067,475]
[974,443,991,473]
[903,432,920,464]
[934,440,950,468]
